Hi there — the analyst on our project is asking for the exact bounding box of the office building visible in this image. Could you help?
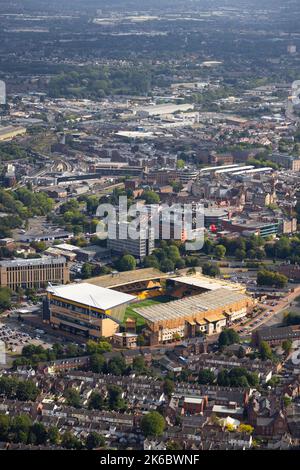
[0,257,69,291]
[107,223,155,259]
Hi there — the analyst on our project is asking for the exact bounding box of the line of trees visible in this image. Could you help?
[257,269,288,288]
[0,413,105,449]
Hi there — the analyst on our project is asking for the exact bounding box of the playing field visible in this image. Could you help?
[123,296,172,331]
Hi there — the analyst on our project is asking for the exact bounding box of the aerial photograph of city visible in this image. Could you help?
[0,0,300,459]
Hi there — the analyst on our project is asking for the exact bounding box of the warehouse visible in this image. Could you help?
[135,288,254,345]
[135,103,194,117]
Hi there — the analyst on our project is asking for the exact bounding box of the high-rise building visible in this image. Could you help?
[107,223,155,259]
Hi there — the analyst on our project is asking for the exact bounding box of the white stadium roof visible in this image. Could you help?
[47,283,136,311]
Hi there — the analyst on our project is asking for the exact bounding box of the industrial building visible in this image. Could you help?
[0,257,69,291]
[43,283,136,339]
[135,288,254,345]
[135,103,194,117]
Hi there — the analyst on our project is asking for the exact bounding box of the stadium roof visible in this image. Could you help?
[135,288,250,324]
[170,274,245,292]
[86,268,168,289]
[47,283,136,311]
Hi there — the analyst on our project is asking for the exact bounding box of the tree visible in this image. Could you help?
[81,262,93,279]
[144,255,160,270]
[218,329,240,348]
[198,369,215,385]
[61,431,82,450]
[117,254,136,272]
[28,422,48,445]
[283,396,292,408]
[107,355,126,375]
[282,340,292,355]
[0,414,10,441]
[217,369,229,386]
[163,378,175,396]
[284,312,300,326]
[202,262,220,278]
[137,334,146,346]
[259,341,273,361]
[11,414,32,443]
[140,411,166,438]
[16,380,39,401]
[171,181,183,193]
[160,258,175,273]
[142,190,160,204]
[85,196,100,215]
[176,159,185,169]
[0,287,12,311]
[63,388,81,408]
[86,432,105,450]
[217,367,258,388]
[88,391,105,410]
[31,241,47,253]
[87,340,112,355]
[257,270,288,288]
[48,426,60,445]
[107,385,126,410]
[237,346,246,359]
[132,356,146,373]
[238,424,254,435]
[166,440,182,450]
[214,244,226,259]
[166,245,181,263]
[235,248,246,261]
[90,353,106,373]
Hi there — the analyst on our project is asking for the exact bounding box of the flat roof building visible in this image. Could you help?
[107,223,155,259]
[135,103,194,117]
[44,283,136,339]
[0,257,69,291]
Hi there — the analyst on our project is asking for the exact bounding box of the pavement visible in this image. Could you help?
[238,285,300,336]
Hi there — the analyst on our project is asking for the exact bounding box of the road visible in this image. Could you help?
[238,285,300,337]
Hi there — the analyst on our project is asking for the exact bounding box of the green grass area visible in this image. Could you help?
[123,295,172,331]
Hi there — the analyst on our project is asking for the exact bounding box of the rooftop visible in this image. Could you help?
[257,326,299,340]
[135,288,250,324]
[47,282,136,311]
[0,257,66,268]
[184,397,204,404]
[170,274,245,292]
[86,267,168,289]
